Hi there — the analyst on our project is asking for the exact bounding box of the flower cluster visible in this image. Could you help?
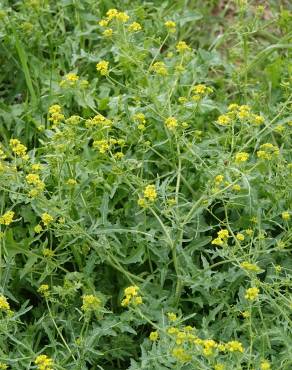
[0,210,14,226]
[37,284,49,297]
[0,295,11,312]
[149,331,159,341]
[93,139,110,154]
[164,116,178,130]
[99,9,142,38]
[96,60,109,76]
[9,139,28,160]
[35,355,54,370]
[133,113,146,130]
[260,360,271,370]
[138,185,157,207]
[41,213,54,226]
[26,173,45,197]
[245,287,259,301]
[176,41,191,53]
[121,286,142,307]
[85,113,112,128]
[191,84,213,102]
[151,61,168,76]
[257,143,280,160]
[81,294,101,312]
[166,323,244,363]
[59,72,79,87]
[282,211,290,221]
[211,229,229,246]
[164,20,176,32]
[235,152,249,163]
[48,105,65,126]
[128,22,142,32]
[216,104,264,127]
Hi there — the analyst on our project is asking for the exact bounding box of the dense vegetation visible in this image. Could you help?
[0,1,291,369]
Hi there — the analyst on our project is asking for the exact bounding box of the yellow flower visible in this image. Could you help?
[211,237,224,246]
[245,229,253,236]
[192,84,213,96]
[217,114,232,126]
[237,110,250,120]
[116,11,129,22]
[43,248,54,258]
[0,363,8,370]
[41,213,53,226]
[241,310,250,318]
[236,233,245,241]
[85,113,112,128]
[128,22,142,32]
[66,115,81,125]
[99,19,109,27]
[106,8,118,20]
[167,312,177,321]
[257,143,279,160]
[165,116,178,130]
[26,173,45,192]
[35,354,54,370]
[96,60,109,75]
[124,286,139,296]
[151,61,167,76]
[0,210,15,226]
[102,28,113,37]
[218,229,229,239]
[133,113,146,124]
[48,104,65,126]
[282,211,290,221]
[164,20,176,32]
[149,331,159,341]
[214,175,224,184]
[235,152,249,163]
[38,284,49,297]
[66,178,77,185]
[82,294,101,312]
[176,41,191,53]
[203,339,217,356]
[214,364,225,370]
[121,286,142,307]
[60,72,79,87]
[226,340,244,353]
[260,360,271,370]
[93,139,110,154]
[31,163,42,171]
[143,185,157,201]
[114,152,124,159]
[167,327,179,335]
[9,138,29,160]
[245,287,259,301]
[251,114,264,125]
[0,295,10,311]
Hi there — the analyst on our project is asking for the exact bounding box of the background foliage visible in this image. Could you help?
[0,0,291,369]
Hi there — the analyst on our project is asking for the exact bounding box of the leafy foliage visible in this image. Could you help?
[0,1,291,369]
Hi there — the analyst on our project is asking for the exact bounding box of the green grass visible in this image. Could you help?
[0,1,291,369]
